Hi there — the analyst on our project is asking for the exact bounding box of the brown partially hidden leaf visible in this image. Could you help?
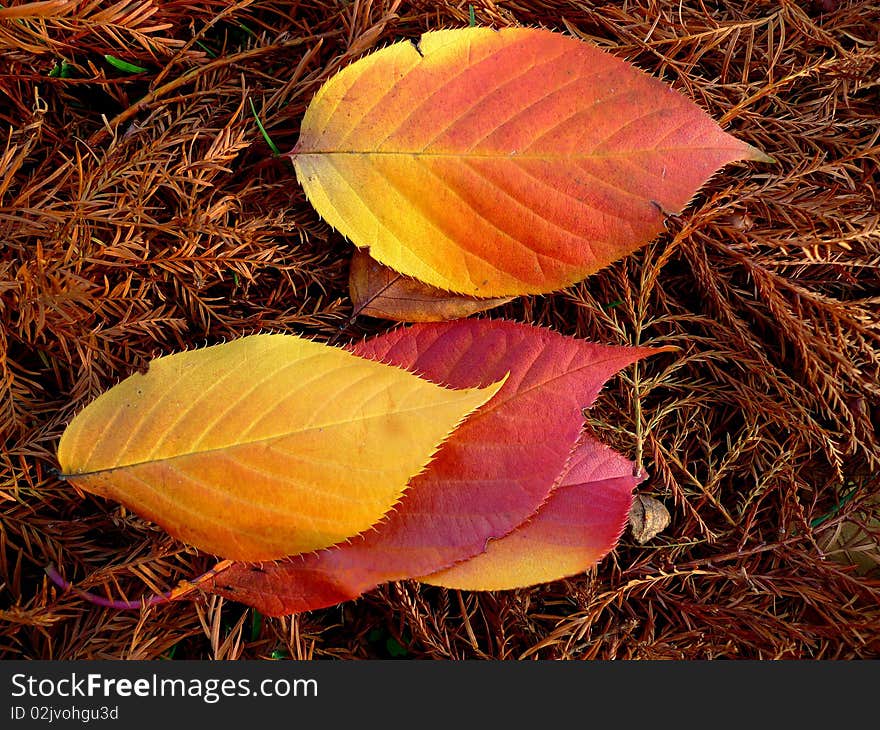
[349,249,512,322]
[629,494,671,544]
[817,492,880,576]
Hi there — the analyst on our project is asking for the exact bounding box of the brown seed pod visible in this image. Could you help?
[629,494,671,544]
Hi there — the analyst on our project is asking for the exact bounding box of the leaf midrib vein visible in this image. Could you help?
[65,396,489,478]
[294,146,737,159]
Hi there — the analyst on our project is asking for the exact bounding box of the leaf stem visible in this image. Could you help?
[45,561,233,610]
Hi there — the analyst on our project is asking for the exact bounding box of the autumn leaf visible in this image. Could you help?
[57,334,503,561]
[349,248,512,322]
[817,491,880,576]
[208,320,664,614]
[292,26,771,297]
[420,432,641,590]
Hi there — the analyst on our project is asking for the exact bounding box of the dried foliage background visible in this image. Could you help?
[2,0,878,660]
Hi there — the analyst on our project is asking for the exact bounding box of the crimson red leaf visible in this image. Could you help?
[208,320,663,615]
[420,431,641,590]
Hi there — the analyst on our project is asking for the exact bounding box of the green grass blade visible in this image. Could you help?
[249,98,281,156]
[48,60,73,78]
[104,54,148,74]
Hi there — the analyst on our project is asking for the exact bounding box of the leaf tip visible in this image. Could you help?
[648,344,681,356]
[744,144,776,165]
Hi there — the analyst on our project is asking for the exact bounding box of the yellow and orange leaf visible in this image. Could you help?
[293,26,771,297]
[57,334,503,561]
[349,249,512,322]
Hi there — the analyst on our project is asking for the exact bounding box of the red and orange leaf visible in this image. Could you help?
[208,320,663,615]
[420,432,641,590]
[349,249,512,322]
[57,334,502,561]
[292,26,770,297]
